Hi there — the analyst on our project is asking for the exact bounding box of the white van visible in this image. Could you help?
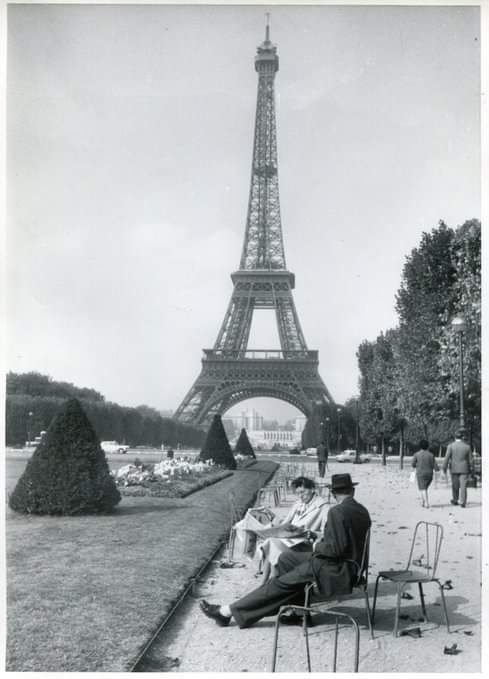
[101,441,130,454]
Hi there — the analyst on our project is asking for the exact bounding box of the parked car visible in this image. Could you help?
[100,440,130,454]
[336,449,370,463]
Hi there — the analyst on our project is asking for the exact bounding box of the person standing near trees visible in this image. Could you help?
[316,441,328,478]
[411,439,439,508]
[443,428,473,508]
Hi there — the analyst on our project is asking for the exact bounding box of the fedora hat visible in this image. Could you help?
[326,473,358,492]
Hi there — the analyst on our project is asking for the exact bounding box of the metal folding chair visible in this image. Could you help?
[257,485,281,507]
[316,483,332,503]
[371,521,450,637]
[225,490,241,563]
[271,528,373,673]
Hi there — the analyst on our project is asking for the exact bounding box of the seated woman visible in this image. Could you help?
[257,476,329,583]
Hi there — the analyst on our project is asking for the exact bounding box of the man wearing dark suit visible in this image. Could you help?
[316,441,328,478]
[442,428,473,507]
[199,473,371,628]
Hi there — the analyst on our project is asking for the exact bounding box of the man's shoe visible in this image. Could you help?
[279,612,313,627]
[460,503,466,508]
[199,600,231,626]
[450,500,458,505]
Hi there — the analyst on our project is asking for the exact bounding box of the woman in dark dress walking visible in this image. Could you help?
[411,439,439,508]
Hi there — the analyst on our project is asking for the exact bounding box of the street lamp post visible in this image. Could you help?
[354,399,361,464]
[451,315,466,429]
[27,411,33,446]
[336,407,342,453]
[316,401,329,449]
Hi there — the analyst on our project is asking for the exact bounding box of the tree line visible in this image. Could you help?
[302,219,481,455]
[6,372,205,449]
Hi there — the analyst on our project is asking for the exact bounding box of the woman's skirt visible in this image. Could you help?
[260,537,312,567]
[417,473,433,490]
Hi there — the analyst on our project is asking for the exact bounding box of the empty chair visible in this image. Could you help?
[225,490,242,562]
[257,485,281,507]
[371,521,450,637]
[316,483,332,503]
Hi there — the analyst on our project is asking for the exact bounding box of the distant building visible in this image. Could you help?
[223,408,263,432]
[223,409,307,450]
[247,428,300,450]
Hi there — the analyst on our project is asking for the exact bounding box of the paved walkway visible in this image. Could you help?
[138,460,482,673]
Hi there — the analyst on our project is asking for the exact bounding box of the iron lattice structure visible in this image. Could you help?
[174,22,334,427]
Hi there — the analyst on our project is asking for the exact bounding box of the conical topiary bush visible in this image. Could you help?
[199,414,236,470]
[9,398,121,515]
[235,428,256,459]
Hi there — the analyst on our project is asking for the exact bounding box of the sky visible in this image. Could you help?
[6,3,481,423]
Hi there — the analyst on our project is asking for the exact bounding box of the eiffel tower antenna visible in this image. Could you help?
[174,25,335,427]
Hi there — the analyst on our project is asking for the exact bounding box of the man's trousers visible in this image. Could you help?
[230,550,315,628]
[451,473,469,505]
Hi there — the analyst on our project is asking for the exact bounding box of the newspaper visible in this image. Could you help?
[233,507,307,558]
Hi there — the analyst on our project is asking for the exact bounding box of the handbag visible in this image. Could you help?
[409,470,416,484]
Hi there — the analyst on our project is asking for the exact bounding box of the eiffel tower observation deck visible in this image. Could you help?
[174,19,335,427]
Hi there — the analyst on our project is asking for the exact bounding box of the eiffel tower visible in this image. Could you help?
[174,20,334,427]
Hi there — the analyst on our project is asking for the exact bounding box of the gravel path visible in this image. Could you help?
[137,460,482,673]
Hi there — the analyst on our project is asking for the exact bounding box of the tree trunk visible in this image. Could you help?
[399,427,404,470]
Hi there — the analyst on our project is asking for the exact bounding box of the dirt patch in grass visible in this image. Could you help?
[6,461,278,672]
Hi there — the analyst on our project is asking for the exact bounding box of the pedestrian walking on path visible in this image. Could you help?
[316,441,328,478]
[411,439,439,508]
[199,473,370,629]
[443,428,473,508]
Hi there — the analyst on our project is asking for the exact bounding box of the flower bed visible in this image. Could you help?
[235,454,256,469]
[113,456,234,498]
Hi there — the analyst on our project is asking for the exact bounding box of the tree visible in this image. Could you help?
[354,218,480,450]
[357,335,399,458]
[5,372,205,449]
[301,402,339,450]
[235,428,256,458]
[7,371,105,401]
[395,221,458,431]
[437,219,481,448]
[199,414,236,469]
[9,398,121,515]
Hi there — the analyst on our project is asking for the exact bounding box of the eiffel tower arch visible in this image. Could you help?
[174,20,335,428]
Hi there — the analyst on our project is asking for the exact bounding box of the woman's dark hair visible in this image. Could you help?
[418,439,429,451]
[291,476,315,490]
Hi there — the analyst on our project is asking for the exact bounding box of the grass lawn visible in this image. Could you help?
[6,461,278,672]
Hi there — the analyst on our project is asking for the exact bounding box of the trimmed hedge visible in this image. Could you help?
[199,414,236,469]
[235,428,256,458]
[9,398,121,515]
